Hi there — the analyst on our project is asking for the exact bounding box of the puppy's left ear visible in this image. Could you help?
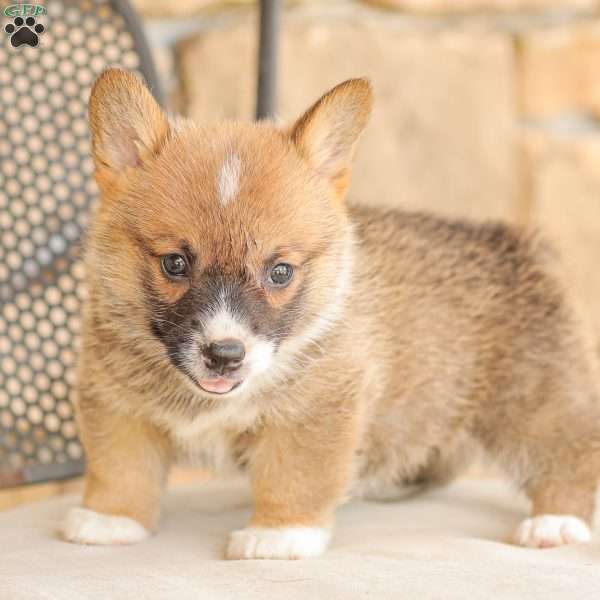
[290,78,373,198]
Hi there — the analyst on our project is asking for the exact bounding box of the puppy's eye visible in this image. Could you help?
[268,263,294,287]
[161,254,188,278]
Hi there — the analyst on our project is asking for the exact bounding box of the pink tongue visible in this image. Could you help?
[198,378,236,394]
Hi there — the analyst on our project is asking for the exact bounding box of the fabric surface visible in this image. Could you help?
[0,478,599,600]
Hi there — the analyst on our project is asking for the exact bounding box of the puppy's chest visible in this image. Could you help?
[167,402,260,472]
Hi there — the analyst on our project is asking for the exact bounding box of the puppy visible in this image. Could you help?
[61,68,600,558]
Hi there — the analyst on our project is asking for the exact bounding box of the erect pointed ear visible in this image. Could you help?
[290,78,373,198]
[89,68,170,175]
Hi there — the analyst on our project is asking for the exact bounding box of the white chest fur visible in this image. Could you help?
[166,400,261,472]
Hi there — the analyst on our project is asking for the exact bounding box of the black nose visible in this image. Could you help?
[202,338,245,374]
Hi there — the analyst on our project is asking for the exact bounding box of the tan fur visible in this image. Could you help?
[71,69,600,555]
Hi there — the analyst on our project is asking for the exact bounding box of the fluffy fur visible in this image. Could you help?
[62,69,600,559]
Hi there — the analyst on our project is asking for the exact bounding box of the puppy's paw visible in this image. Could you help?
[60,507,150,545]
[226,526,330,560]
[513,514,591,548]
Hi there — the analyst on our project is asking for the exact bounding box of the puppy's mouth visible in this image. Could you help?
[196,377,243,395]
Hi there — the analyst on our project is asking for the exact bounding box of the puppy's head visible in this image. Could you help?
[88,69,372,398]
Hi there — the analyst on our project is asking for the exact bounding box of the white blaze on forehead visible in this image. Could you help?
[218,153,242,206]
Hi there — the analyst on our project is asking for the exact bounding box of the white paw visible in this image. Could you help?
[226,526,331,560]
[60,507,150,545]
[513,514,591,548]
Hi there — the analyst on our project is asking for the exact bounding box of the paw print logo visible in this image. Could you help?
[4,16,45,48]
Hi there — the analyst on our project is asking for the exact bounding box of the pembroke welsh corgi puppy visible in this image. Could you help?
[61,68,600,558]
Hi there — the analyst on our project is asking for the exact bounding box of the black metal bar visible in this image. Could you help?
[113,0,167,108]
[256,0,281,120]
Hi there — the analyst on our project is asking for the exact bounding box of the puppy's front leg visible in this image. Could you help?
[227,412,359,560]
[60,399,172,545]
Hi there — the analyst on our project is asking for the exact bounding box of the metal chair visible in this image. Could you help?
[0,0,282,489]
[0,0,163,487]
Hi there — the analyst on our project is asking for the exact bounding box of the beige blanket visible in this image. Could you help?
[0,478,598,599]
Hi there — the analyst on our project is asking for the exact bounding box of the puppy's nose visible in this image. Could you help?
[203,338,245,373]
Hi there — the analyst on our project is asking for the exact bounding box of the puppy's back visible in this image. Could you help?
[349,203,595,408]
[350,203,567,326]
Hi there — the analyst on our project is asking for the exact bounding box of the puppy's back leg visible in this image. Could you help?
[476,372,600,548]
[514,475,596,548]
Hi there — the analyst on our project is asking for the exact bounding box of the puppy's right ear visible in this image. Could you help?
[89,68,170,177]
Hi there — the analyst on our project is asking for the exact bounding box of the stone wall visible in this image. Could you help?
[140,0,600,348]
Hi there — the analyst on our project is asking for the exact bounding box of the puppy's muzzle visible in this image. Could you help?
[202,338,246,375]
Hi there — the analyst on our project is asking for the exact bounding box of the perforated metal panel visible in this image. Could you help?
[0,0,163,487]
